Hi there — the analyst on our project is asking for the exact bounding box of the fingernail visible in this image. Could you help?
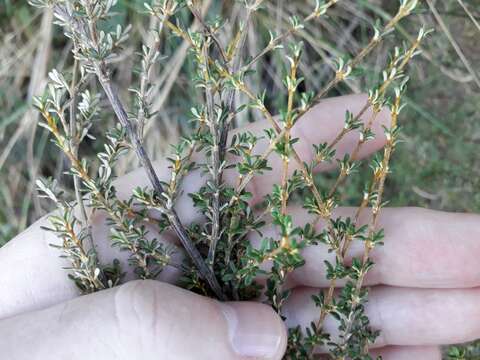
[220,302,286,359]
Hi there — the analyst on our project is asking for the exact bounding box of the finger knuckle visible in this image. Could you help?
[114,280,170,353]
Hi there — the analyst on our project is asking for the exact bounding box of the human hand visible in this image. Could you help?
[1,95,478,359]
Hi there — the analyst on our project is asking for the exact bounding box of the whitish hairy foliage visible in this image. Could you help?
[30,0,427,358]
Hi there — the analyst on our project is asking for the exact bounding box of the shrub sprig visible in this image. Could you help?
[30,0,427,358]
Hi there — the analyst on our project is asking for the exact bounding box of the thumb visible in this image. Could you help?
[0,280,287,360]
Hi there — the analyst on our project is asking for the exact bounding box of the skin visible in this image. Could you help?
[0,94,477,359]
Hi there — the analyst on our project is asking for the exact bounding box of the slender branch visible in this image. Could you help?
[187,1,228,63]
[68,47,94,252]
[280,48,299,223]
[136,4,170,139]
[64,221,106,290]
[220,0,264,153]
[202,39,222,266]
[337,93,401,359]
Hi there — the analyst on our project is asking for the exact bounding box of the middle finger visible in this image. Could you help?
[249,206,480,289]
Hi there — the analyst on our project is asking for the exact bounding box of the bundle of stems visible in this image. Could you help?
[30,0,426,358]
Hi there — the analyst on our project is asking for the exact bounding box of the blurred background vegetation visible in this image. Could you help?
[0,0,479,357]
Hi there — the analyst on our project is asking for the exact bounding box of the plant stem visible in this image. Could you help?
[68,50,94,252]
[202,40,222,267]
[337,95,400,360]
